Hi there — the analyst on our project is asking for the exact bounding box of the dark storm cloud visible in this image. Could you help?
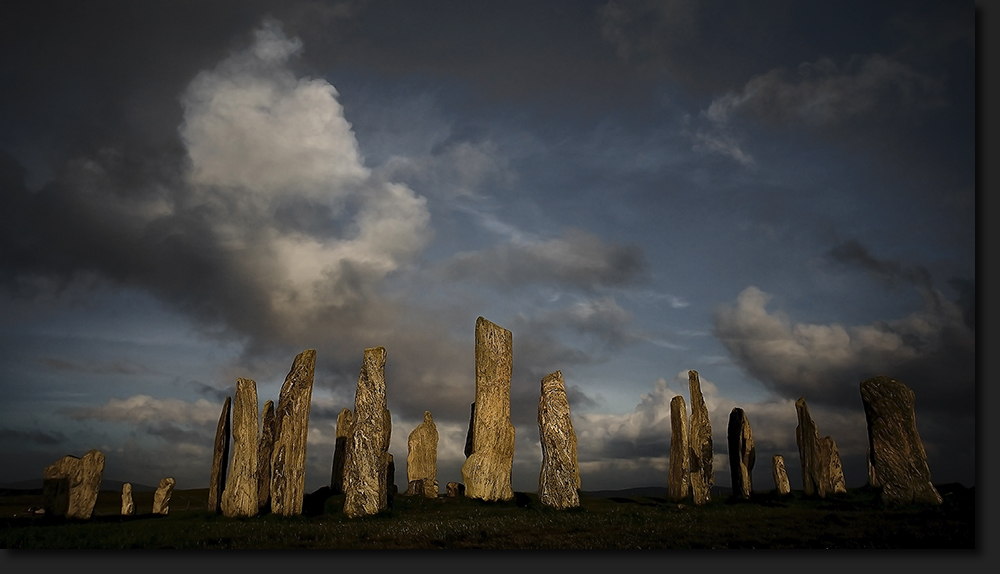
[40,357,154,376]
[0,428,68,446]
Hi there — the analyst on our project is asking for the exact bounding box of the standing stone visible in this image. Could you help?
[406,411,439,498]
[772,455,791,495]
[860,376,943,505]
[446,482,465,497]
[687,370,714,505]
[795,397,827,497]
[727,407,756,500]
[824,435,848,495]
[387,453,397,496]
[42,449,105,520]
[256,400,276,512]
[152,477,176,515]
[270,349,316,516]
[330,408,353,494]
[464,402,476,458]
[222,377,259,517]
[207,396,231,513]
[343,346,393,518]
[461,317,515,502]
[667,395,690,502]
[537,371,580,509]
[121,482,135,515]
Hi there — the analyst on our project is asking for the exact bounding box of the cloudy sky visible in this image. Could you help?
[0,0,976,494]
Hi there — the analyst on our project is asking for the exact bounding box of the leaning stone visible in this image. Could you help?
[152,477,175,515]
[256,399,276,512]
[42,449,105,520]
[461,317,515,502]
[668,395,690,502]
[270,349,316,516]
[772,455,791,496]
[687,370,714,505]
[860,376,943,505]
[537,371,580,509]
[343,347,393,518]
[406,411,439,498]
[121,482,135,515]
[222,377,259,517]
[727,407,755,500]
[330,408,353,494]
[207,396,231,513]
[447,482,465,497]
[824,435,848,495]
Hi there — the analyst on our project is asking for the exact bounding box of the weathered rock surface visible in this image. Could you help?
[464,402,475,458]
[256,399,275,512]
[537,371,580,509]
[668,395,690,502]
[270,349,316,516]
[405,411,439,498]
[330,408,353,494]
[795,397,827,497]
[461,317,515,502]
[772,455,791,495]
[860,376,943,505]
[222,377,259,518]
[824,435,848,495]
[343,347,393,518]
[727,407,755,500]
[42,448,105,520]
[207,396,231,513]
[152,477,175,515]
[687,370,714,505]
[121,482,135,515]
[447,482,465,497]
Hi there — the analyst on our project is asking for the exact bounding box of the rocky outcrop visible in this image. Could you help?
[343,346,393,518]
[330,408,353,494]
[223,377,259,517]
[256,400,276,512]
[207,396,231,513]
[447,482,465,497]
[727,407,755,500]
[270,349,316,516]
[121,482,135,515]
[537,371,580,509]
[406,411,439,498]
[772,455,791,495]
[861,376,942,505]
[152,477,175,515]
[668,394,690,502]
[42,448,105,520]
[461,317,515,502]
[687,370,714,505]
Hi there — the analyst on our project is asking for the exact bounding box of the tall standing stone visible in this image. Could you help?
[121,482,135,515]
[824,435,848,495]
[795,397,827,497]
[343,346,393,518]
[152,477,175,515]
[330,408,353,494]
[207,396,231,513]
[42,449,105,520]
[222,377,259,517]
[537,371,580,509]
[860,376,942,505]
[406,411,439,498]
[727,407,756,500]
[270,349,316,516]
[668,395,690,502]
[461,317,515,502]
[687,370,714,505]
[772,455,791,495]
[256,399,276,512]
[464,402,476,458]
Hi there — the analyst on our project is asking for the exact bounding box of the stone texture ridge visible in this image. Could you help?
[330,408,353,494]
[687,370,714,505]
[222,377,259,517]
[343,346,393,518]
[270,349,316,516]
[207,396,231,513]
[537,371,581,509]
[121,482,135,515]
[668,394,690,502]
[772,455,791,495]
[464,402,475,458]
[727,407,756,500]
[461,317,516,502]
[860,376,943,505]
[42,448,105,520]
[406,411,439,498]
[256,399,276,512]
[152,477,176,515]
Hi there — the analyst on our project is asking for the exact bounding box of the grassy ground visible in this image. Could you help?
[0,484,975,549]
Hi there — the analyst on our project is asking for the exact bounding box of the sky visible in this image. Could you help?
[0,0,979,495]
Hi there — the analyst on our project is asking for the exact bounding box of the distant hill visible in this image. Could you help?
[0,478,157,492]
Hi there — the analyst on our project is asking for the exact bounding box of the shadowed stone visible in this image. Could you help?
[668,394,690,502]
[406,411,439,498]
[207,396,231,513]
[861,376,942,505]
[795,397,827,497]
[256,400,275,512]
[447,482,465,497]
[537,370,580,509]
[824,436,848,495]
[462,317,515,502]
[121,482,135,515]
[344,346,393,518]
[688,370,714,505]
[728,407,756,500]
[223,377,259,517]
[772,455,791,495]
[152,477,175,515]
[464,402,475,458]
[42,449,105,520]
[330,408,353,494]
[270,349,316,516]
[387,453,397,497]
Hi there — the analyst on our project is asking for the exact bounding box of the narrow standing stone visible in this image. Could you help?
[537,371,581,509]
[121,482,135,515]
[152,477,175,515]
[464,402,476,458]
[406,411,439,498]
[330,408,353,494]
[222,377,259,517]
[727,407,756,500]
[270,349,316,516]
[824,435,848,495]
[42,449,105,520]
[343,347,393,518]
[795,397,827,497]
[207,396,231,513]
[772,455,791,495]
[256,400,276,512]
[668,395,690,502]
[688,370,714,505]
[461,317,515,502]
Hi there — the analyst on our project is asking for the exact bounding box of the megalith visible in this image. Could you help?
[688,370,714,505]
[152,477,175,515]
[461,317,515,502]
[772,455,791,496]
[343,346,393,518]
[537,371,580,509]
[795,397,827,497]
[860,375,942,505]
[824,435,848,495]
[406,411,439,498]
[464,402,475,458]
[727,407,755,500]
[667,394,690,502]
[121,482,135,515]
[42,448,105,520]
[447,482,465,497]
[256,399,276,512]
[222,377,259,517]
[207,395,231,513]
[330,408,353,494]
[270,349,316,516]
